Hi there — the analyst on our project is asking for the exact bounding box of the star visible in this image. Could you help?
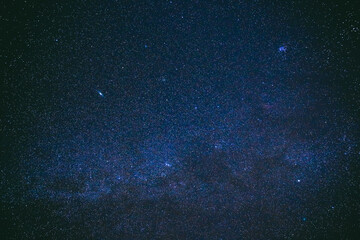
[278,45,287,53]
[96,90,104,97]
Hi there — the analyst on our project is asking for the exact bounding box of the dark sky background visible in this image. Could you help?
[1,0,360,239]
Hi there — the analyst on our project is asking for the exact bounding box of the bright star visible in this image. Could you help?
[97,90,104,97]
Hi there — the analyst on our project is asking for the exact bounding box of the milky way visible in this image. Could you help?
[2,0,359,239]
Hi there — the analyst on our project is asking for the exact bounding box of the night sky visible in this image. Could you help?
[2,0,360,239]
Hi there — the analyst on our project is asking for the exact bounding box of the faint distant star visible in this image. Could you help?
[297,179,301,183]
[279,45,287,53]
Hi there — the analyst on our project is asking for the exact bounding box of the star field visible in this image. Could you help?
[2,0,360,239]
